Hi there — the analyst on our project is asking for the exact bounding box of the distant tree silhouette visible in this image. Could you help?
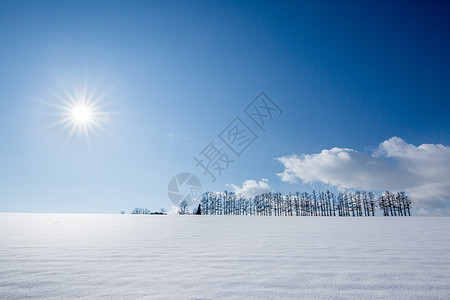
[130,208,166,215]
[195,204,202,215]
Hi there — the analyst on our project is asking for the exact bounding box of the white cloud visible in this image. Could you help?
[167,206,180,215]
[277,137,450,209]
[230,179,272,198]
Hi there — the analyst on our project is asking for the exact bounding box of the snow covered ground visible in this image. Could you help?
[0,213,449,299]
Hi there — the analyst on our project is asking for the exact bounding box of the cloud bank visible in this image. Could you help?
[277,137,450,209]
[230,179,272,198]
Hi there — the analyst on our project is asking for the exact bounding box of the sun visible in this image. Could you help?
[48,85,112,143]
[71,104,93,123]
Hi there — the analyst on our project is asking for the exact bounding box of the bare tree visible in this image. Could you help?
[178,200,188,215]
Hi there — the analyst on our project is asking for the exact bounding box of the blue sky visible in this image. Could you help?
[0,1,449,214]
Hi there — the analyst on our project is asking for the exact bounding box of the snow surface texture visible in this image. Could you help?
[0,213,449,299]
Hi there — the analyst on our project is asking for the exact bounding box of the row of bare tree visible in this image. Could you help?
[192,190,411,216]
[377,191,412,216]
